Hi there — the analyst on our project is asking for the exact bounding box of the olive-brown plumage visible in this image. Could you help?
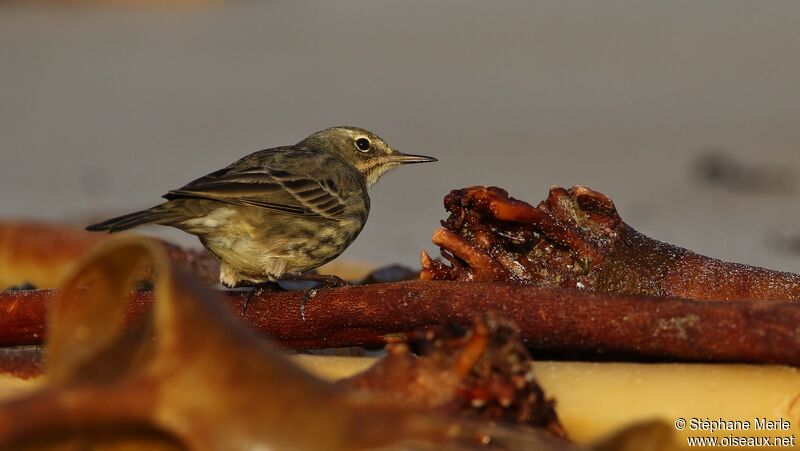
[87,127,436,287]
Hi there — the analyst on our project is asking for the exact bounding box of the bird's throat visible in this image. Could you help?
[357,160,395,188]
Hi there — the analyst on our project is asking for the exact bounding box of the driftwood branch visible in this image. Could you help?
[3,281,800,365]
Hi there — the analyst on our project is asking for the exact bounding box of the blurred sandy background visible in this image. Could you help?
[1,1,799,272]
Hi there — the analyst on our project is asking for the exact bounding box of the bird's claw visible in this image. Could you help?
[300,288,319,321]
[242,288,260,315]
[241,282,282,315]
[297,276,349,321]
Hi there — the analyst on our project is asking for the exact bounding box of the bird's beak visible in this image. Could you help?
[388,150,438,164]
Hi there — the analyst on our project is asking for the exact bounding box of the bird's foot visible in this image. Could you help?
[293,274,350,321]
[241,282,282,315]
[300,288,318,321]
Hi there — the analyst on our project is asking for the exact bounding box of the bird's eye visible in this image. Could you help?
[355,137,371,152]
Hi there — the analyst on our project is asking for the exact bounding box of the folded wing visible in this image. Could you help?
[164,149,355,221]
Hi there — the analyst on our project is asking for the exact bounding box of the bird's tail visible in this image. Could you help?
[86,205,177,233]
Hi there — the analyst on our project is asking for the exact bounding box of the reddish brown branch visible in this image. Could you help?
[421,186,800,301]
[4,281,800,365]
[0,347,42,379]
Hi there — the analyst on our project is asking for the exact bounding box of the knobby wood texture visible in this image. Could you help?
[3,281,800,365]
[421,186,800,301]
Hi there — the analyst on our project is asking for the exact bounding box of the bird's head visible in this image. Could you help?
[298,126,437,187]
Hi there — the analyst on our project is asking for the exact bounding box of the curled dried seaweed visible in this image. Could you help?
[421,186,800,301]
[0,237,581,451]
[0,220,220,289]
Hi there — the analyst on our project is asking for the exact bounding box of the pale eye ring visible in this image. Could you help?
[355,137,371,152]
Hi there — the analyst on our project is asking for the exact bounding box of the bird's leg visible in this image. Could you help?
[299,289,317,322]
[280,273,350,321]
[240,281,282,315]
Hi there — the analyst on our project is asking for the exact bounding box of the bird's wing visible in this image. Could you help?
[164,149,358,221]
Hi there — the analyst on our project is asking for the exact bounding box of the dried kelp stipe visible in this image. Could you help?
[421,186,800,301]
[0,237,581,451]
[5,282,800,365]
[343,314,566,439]
[0,220,220,289]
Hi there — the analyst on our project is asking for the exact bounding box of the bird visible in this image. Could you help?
[87,126,437,288]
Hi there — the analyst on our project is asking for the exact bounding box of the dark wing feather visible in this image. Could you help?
[163,149,355,220]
